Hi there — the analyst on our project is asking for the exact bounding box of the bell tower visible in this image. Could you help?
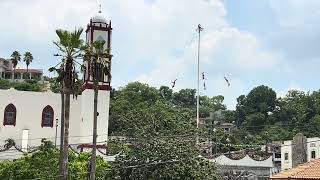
[82,9,113,91]
[78,9,112,150]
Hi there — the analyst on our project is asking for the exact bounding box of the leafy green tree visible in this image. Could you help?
[173,88,196,107]
[109,82,192,136]
[245,85,277,115]
[276,90,312,125]
[0,140,111,180]
[199,95,226,118]
[200,95,226,110]
[112,139,217,180]
[0,79,44,91]
[235,95,246,126]
[245,112,265,132]
[235,85,276,128]
[260,125,292,141]
[159,86,173,102]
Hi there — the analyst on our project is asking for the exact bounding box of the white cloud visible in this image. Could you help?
[277,82,305,98]
[269,0,320,27]
[0,0,97,42]
[0,0,308,110]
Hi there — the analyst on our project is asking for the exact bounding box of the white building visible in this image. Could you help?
[281,134,320,171]
[0,11,113,158]
[211,154,276,179]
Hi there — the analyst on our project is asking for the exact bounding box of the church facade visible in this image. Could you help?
[0,11,113,156]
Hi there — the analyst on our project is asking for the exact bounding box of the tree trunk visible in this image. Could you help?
[26,65,29,79]
[62,91,70,180]
[12,68,15,81]
[90,70,99,180]
[61,60,72,180]
[59,91,65,179]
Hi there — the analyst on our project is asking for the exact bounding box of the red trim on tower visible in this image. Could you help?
[83,17,113,92]
[81,83,112,91]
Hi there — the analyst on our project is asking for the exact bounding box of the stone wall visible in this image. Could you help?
[291,133,307,168]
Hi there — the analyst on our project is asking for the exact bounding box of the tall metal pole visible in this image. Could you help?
[196,24,203,144]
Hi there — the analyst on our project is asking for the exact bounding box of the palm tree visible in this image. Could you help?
[53,28,84,180]
[10,51,21,80]
[83,40,111,180]
[49,64,65,177]
[23,52,33,79]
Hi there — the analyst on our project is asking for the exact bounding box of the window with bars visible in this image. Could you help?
[41,106,54,128]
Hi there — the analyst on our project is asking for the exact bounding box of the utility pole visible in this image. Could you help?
[196,24,203,144]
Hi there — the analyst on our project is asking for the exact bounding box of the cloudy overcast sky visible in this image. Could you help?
[1,0,320,109]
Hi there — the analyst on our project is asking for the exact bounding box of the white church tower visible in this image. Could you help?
[78,10,113,151]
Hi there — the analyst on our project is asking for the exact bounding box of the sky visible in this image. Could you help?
[1,0,320,109]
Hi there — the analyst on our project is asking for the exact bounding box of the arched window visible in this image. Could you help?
[41,105,54,128]
[3,104,17,126]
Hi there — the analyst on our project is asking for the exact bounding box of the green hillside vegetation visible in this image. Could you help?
[110,82,320,152]
[0,79,45,92]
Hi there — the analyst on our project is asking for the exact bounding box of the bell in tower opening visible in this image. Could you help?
[82,9,113,91]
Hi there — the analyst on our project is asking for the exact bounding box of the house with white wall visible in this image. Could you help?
[280,134,320,171]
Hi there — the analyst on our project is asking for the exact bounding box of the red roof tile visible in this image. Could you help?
[271,159,320,179]
[13,69,42,73]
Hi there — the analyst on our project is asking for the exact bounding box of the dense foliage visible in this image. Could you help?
[109,82,226,137]
[0,140,110,180]
[0,79,45,92]
[235,85,320,144]
[111,138,217,180]
[110,83,320,155]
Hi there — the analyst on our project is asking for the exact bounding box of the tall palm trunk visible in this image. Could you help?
[12,68,15,81]
[26,65,29,79]
[61,60,72,180]
[90,64,99,180]
[62,92,70,180]
[59,90,65,178]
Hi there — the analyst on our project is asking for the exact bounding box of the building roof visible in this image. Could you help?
[271,158,320,179]
[92,12,107,23]
[12,69,43,73]
[0,58,9,62]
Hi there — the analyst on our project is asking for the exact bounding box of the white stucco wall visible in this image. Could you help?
[281,140,292,171]
[0,88,110,150]
[80,89,109,144]
[307,137,320,162]
[211,155,273,168]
